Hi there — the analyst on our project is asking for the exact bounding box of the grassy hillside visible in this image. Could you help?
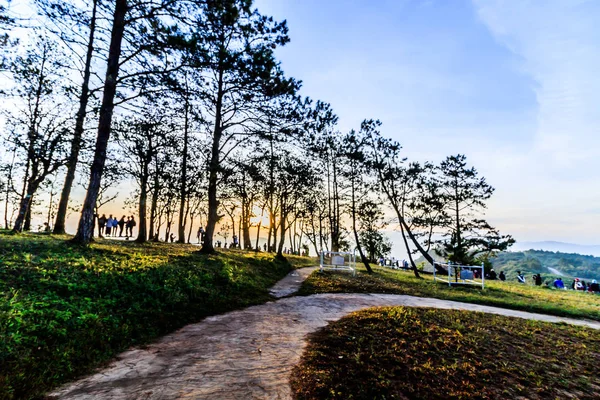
[292,307,600,399]
[492,249,600,279]
[298,267,600,322]
[0,231,313,399]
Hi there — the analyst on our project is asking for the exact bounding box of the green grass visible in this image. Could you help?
[291,306,600,399]
[298,267,600,322]
[0,231,314,399]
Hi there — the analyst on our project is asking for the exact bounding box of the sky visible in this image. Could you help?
[253,0,600,251]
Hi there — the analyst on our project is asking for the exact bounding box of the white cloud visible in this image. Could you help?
[472,0,600,170]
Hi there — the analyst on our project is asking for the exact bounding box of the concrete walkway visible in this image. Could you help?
[50,268,600,400]
[269,267,318,298]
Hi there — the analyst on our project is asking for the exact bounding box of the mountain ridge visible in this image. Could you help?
[511,241,600,257]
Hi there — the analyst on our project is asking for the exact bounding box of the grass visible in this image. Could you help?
[291,306,600,399]
[0,231,314,399]
[297,267,600,322]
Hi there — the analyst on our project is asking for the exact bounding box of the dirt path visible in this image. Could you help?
[50,270,600,400]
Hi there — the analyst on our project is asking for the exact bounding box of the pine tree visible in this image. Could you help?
[435,154,514,264]
[189,0,299,253]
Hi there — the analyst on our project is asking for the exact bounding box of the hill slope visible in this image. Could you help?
[492,250,600,280]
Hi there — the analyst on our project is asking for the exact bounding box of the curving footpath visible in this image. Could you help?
[50,268,600,400]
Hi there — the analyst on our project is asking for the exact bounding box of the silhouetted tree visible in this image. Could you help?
[191,0,299,253]
[7,38,70,232]
[435,154,514,264]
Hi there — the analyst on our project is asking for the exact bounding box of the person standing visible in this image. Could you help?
[129,216,136,238]
[125,216,132,239]
[98,214,107,237]
[118,216,126,237]
[197,226,205,244]
[108,216,114,237]
[105,214,113,236]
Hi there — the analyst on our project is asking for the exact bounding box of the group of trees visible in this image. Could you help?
[0,0,513,273]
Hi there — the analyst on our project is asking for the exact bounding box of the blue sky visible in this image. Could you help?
[255,0,600,251]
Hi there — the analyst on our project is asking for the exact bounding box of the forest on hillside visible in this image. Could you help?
[492,250,600,280]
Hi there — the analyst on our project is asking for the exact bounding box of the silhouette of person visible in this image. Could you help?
[118,216,126,237]
[129,216,136,237]
[98,214,107,236]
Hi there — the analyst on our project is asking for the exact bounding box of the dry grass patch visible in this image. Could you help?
[291,307,600,399]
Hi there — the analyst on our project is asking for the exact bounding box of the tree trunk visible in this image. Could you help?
[266,222,272,251]
[399,218,420,278]
[23,196,32,231]
[288,222,294,254]
[277,212,286,257]
[331,158,340,252]
[230,213,236,246]
[177,88,189,243]
[46,183,55,229]
[255,217,262,251]
[187,213,194,243]
[149,174,159,240]
[165,209,173,242]
[13,193,32,232]
[350,176,372,273]
[13,179,41,232]
[238,215,242,249]
[72,0,127,245]
[242,203,251,249]
[15,42,48,233]
[4,148,16,229]
[201,68,224,254]
[135,168,148,243]
[54,0,98,234]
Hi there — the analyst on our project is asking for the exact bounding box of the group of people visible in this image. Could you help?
[196,226,243,249]
[561,277,600,293]
[513,272,600,293]
[515,271,543,285]
[378,258,408,269]
[486,269,506,281]
[97,214,136,239]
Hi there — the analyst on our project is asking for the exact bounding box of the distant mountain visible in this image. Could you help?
[492,250,600,280]
[512,241,600,257]
[413,244,600,280]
